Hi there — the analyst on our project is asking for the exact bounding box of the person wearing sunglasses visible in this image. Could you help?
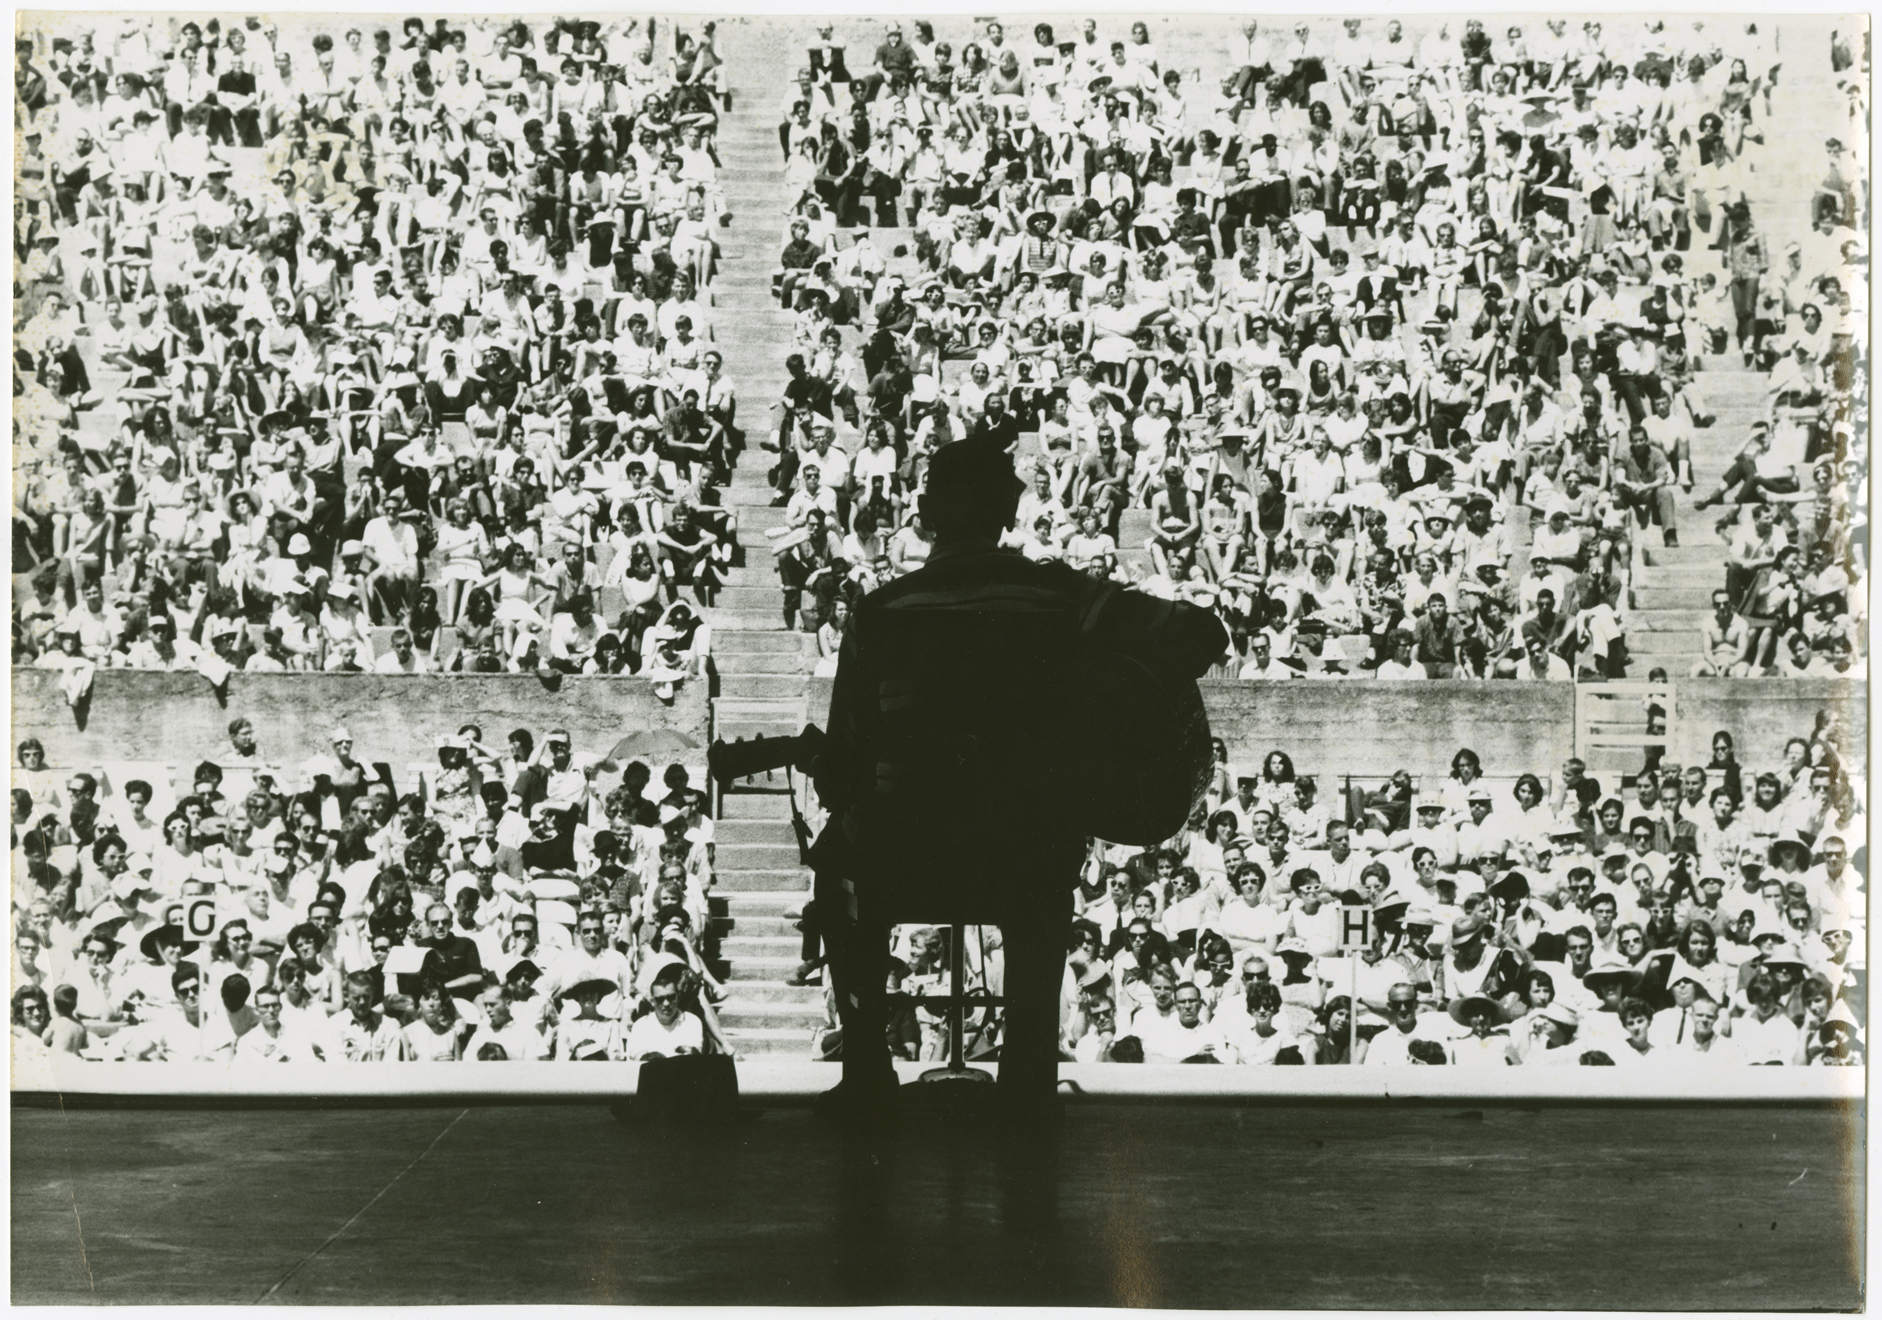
[622,964,705,1061]
[129,969,214,1061]
[1358,981,1442,1067]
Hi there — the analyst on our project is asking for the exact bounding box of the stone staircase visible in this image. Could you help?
[699,19,825,1057]
[1623,62,1860,675]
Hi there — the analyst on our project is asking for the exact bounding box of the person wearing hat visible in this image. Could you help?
[300,727,370,824]
[1808,1002,1864,1067]
[809,438,1227,1122]
[1386,790,1456,869]
[1645,954,1718,1049]
[1454,787,1508,866]
[1442,906,1529,1011]
[1407,591,1468,679]
[507,799,578,879]
[1510,1001,1584,1066]
[1486,868,1548,947]
[118,918,199,1011]
[1446,991,1507,1066]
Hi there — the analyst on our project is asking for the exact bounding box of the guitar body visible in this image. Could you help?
[1066,649,1213,846]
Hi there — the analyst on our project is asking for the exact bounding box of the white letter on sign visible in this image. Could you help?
[1339,905,1372,951]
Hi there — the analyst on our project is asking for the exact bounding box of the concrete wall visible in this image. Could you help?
[13,670,710,781]
[805,677,1866,782]
[805,677,1574,780]
[1671,679,1866,773]
[1195,681,1579,781]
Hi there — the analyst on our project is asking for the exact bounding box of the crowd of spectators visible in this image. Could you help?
[8,14,1872,1081]
[787,711,1866,1069]
[1040,713,1865,1066]
[13,15,737,699]
[11,719,729,1062]
[761,17,1867,680]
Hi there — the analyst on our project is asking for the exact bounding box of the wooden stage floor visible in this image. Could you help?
[12,1101,1863,1308]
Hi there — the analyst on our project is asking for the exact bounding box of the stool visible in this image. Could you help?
[913,922,1002,1089]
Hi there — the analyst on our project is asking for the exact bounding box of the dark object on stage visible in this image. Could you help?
[624,1053,740,1123]
[707,646,1211,849]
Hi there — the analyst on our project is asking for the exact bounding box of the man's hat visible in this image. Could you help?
[1489,870,1530,902]
[1450,911,1489,945]
[1582,953,1645,987]
[140,923,200,962]
[1768,833,1813,866]
[1448,993,1500,1027]
[1760,942,1811,971]
[501,956,543,984]
[1664,958,1716,999]
[1819,1001,1862,1043]
[1534,1002,1580,1031]
[560,977,619,1004]
[1372,887,1412,916]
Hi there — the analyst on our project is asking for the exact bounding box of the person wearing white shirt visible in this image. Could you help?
[234,987,315,1062]
[361,489,421,624]
[1733,976,1805,1065]
[1206,871,1288,956]
[622,973,707,1060]
[461,983,552,1060]
[372,629,432,674]
[1668,998,1744,1063]
[1361,984,1451,1064]
[1224,980,1303,1063]
[1137,982,1230,1062]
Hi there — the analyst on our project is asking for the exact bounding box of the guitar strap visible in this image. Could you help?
[783,765,815,865]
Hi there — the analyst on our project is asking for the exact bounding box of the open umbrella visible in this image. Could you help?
[607,728,702,763]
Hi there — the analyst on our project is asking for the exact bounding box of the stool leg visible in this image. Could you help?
[948,923,967,1074]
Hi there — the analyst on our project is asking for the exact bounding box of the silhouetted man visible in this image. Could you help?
[811,441,1226,1122]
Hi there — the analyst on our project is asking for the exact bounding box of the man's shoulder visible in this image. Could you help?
[862,549,1097,609]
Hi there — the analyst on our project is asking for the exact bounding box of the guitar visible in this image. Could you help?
[1065,646,1213,846]
[709,649,1211,850]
